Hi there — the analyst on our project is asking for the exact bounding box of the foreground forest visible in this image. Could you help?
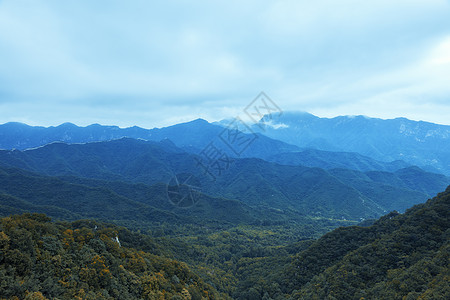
[1,186,449,299]
[0,214,221,299]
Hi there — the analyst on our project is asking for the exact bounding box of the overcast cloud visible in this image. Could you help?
[0,0,449,127]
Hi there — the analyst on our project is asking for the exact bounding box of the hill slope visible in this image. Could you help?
[286,186,450,299]
[0,213,223,299]
[267,149,410,172]
[0,166,260,227]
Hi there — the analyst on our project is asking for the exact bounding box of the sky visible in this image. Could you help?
[0,0,450,128]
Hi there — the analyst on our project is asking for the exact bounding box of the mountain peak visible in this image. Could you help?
[1,122,32,128]
[187,118,209,124]
[57,122,78,128]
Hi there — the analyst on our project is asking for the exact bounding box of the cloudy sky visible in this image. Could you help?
[0,0,449,128]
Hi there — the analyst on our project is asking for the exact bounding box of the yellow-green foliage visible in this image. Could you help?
[0,213,220,300]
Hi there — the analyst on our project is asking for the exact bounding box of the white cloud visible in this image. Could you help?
[427,36,450,65]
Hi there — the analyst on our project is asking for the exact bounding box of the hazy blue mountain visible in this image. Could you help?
[0,119,300,160]
[0,139,380,219]
[327,167,449,212]
[251,111,450,175]
[266,149,410,172]
[4,116,446,175]
[1,138,448,220]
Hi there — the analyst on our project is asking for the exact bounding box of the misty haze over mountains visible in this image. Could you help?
[1,111,449,175]
[254,112,450,175]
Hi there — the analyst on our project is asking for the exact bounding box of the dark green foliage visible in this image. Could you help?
[327,167,449,212]
[287,186,450,299]
[0,165,263,228]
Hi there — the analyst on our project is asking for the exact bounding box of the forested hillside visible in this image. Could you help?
[286,186,450,299]
[0,214,222,299]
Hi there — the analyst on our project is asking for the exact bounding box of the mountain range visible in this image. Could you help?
[0,138,448,224]
[253,111,450,175]
[2,111,449,177]
[0,119,299,160]
[0,113,449,299]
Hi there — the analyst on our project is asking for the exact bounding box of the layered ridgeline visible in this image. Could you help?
[252,111,450,175]
[1,116,444,176]
[0,138,448,223]
[0,213,223,299]
[0,166,260,227]
[0,119,299,160]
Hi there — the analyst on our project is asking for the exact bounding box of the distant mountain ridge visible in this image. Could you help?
[0,119,299,160]
[0,117,430,176]
[252,111,450,175]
